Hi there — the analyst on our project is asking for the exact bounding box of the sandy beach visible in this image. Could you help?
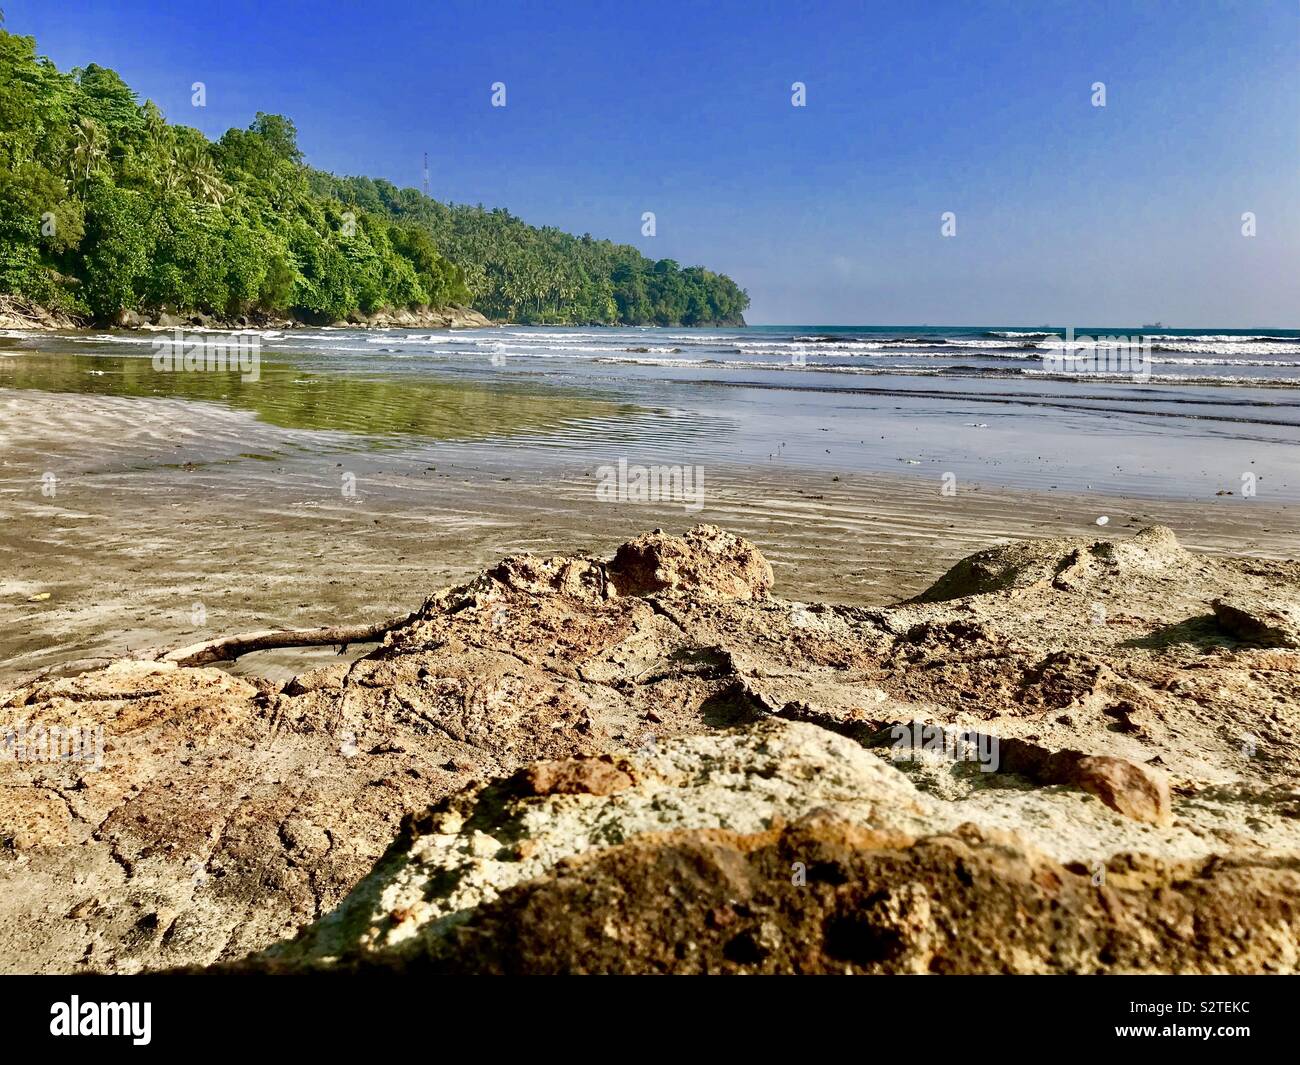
[2,383,1295,686]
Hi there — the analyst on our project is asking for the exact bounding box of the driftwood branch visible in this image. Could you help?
[0,294,85,327]
[152,613,415,668]
[24,656,119,683]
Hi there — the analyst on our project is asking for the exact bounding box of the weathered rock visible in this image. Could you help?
[483,553,609,600]
[1067,754,1171,825]
[875,721,1171,823]
[998,738,1171,825]
[240,818,1300,975]
[250,720,933,967]
[4,523,1300,974]
[915,524,1192,602]
[608,524,773,600]
[514,754,636,797]
[357,305,491,330]
[1212,595,1300,649]
[283,661,350,695]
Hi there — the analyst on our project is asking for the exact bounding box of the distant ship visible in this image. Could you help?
[1140,322,1164,330]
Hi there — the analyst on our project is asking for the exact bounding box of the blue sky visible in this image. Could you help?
[6,0,1297,325]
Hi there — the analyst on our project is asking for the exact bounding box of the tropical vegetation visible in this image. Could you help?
[0,16,747,326]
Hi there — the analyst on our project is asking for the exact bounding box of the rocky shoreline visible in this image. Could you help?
[3,524,1298,974]
[0,295,742,333]
[0,295,86,331]
[115,303,494,332]
[0,295,493,332]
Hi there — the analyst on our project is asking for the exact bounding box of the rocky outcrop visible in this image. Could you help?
[1212,595,1300,649]
[884,722,1172,824]
[251,721,933,969]
[1,297,492,333]
[997,741,1171,825]
[914,524,1192,602]
[608,524,774,600]
[292,818,1300,975]
[342,305,492,329]
[3,523,1300,974]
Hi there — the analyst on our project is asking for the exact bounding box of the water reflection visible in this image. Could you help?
[0,348,629,442]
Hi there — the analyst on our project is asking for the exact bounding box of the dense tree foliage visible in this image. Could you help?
[311,173,749,325]
[0,24,747,326]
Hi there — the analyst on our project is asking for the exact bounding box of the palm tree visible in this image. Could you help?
[176,142,228,205]
[69,116,107,191]
[143,102,173,170]
[159,158,183,195]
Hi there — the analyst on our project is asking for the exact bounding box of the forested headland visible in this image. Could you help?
[0,20,748,328]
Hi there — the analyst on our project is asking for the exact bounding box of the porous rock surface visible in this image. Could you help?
[250,721,933,968]
[3,523,1299,974]
[317,819,1300,975]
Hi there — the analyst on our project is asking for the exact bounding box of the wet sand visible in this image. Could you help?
[2,387,1295,688]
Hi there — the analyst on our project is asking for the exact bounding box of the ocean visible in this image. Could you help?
[3,324,1299,500]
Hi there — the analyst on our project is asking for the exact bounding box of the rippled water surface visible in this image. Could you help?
[3,324,1299,499]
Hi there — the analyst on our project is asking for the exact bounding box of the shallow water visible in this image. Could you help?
[2,324,1298,500]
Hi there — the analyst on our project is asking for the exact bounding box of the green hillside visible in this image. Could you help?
[0,19,747,327]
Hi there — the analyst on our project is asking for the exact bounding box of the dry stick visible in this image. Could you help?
[25,657,119,683]
[17,612,419,685]
[154,612,416,668]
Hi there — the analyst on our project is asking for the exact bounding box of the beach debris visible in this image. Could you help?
[144,614,418,667]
